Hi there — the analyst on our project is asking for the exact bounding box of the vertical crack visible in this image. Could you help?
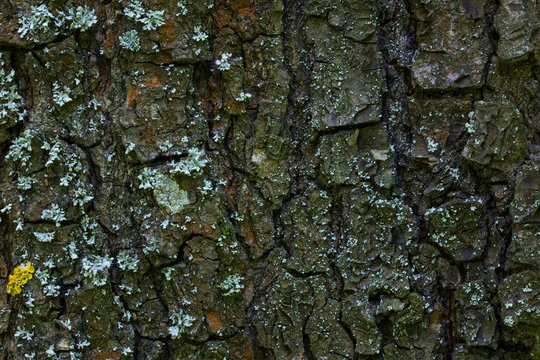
[301,311,316,360]
[375,0,417,204]
[481,0,500,99]
[282,0,312,190]
[440,289,456,360]
[92,0,112,99]
[375,1,463,358]
[1,49,33,360]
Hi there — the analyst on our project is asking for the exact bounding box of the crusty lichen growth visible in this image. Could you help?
[7,262,35,295]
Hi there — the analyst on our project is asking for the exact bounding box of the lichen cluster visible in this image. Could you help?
[7,262,35,296]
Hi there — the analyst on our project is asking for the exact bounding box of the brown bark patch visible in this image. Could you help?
[205,310,222,332]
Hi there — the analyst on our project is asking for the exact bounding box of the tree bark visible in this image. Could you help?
[0,0,539,359]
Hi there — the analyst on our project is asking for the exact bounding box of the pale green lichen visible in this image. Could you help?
[152,175,189,213]
[52,82,73,106]
[168,148,208,176]
[216,52,232,71]
[219,274,244,296]
[18,4,96,41]
[62,5,97,31]
[124,1,165,31]
[0,55,26,125]
[81,255,112,286]
[138,169,190,213]
[168,309,195,338]
[6,129,33,167]
[18,4,54,41]
[119,30,141,52]
[41,204,66,227]
[117,250,139,271]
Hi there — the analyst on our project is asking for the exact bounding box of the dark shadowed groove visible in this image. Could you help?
[0,34,70,52]
[281,1,321,359]
[1,221,16,360]
[92,0,112,99]
[282,0,313,190]
[440,289,456,360]
[317,121,383,136]
[9,51,33,113]
[481,0,500,99]
[374,1,416,357]
[327,188,357,355]
[1,49,33,360]
[302,311,316,360]
[374,0,416,193]
[375,1,463,358]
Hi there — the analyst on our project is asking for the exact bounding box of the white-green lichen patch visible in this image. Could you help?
[151,173,190,213]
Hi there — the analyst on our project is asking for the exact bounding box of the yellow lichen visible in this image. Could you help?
[7,262,35,295]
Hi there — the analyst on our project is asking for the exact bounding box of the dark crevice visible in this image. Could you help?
[131,152,192,168]
[93,0,111,98]
[301,312,316,360]
[81,147,102,212]
[133,328,141,359]
[191,60,215,152]
[316,121,382,136]
[283,0,312,190]
[0,34,70,53]
[1,47,34,360]
[412,87,482,100]
[9,50,33,112]
[440,289,456,360]
[338,305,357,358]
[286,268,325,279]
[480,0,500,99]
[1,221,16,360]
[375,315,393,359]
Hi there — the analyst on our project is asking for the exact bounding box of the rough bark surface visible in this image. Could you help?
[0,0,539,359]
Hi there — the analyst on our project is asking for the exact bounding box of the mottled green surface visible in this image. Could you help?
[0,0,538,359]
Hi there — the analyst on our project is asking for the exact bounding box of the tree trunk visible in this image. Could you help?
[0,0,538,359]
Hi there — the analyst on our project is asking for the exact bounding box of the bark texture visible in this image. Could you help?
[0,0,539,359]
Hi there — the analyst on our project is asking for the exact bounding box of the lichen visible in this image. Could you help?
[7,262,35,295]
